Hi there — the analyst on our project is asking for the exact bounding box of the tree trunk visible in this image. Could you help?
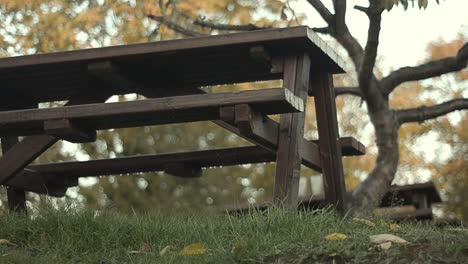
[350,106,400,215]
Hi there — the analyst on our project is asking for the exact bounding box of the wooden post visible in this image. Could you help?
[1,136,27,212]
[1,103,38,212]
[412,193,429,210]
[311,73,347,213]
[273,54,311,209]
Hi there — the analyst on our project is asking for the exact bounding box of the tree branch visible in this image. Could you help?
[397,98,468,125]
[147,15,207,37]
[333,0,347,31]
[335,86,362,97]
[193,19,271,31]
[353,5,369,15]
[306,0,334,24]
[382,42,468,96]
[306,0,363,66]
[312,26,332,34]
[357,1,384,105]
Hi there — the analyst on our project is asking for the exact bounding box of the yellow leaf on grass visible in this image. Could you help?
[231,241,243,256]
[325,233,348,241]
[179,243,207,255]
[352,218,376,227]
[389,223,400,231]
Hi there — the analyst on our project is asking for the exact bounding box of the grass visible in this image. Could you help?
[0,206,467,264]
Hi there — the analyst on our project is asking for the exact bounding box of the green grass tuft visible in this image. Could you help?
[0,206,467,263]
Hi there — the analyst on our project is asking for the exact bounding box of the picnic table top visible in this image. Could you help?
[380,182,442,207]
[0,26,345,106]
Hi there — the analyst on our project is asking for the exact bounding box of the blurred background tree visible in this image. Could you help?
[0,0,466,220]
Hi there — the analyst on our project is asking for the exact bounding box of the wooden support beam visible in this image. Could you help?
[87,61,139,93]
[1,102,41,212]
[0,135,59,186]
[249,45,272,73]
[19,136,362,182]
[234,104,279,150]
[312,73,347,213]
[311,137,366,156]
[25,146,275,178]
[226,104,322,171]
[339,137,366,156]
[44,119,96,143]
[164,163,202,178]
[274,54,311,209]
[412,193,429,209]
[1,136,27,212]
[6,169,77,197]
[0,94,110,186]
[0,88,303,136]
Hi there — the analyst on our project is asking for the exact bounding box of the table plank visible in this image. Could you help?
[0,88,303,136]
[0,27,345,104]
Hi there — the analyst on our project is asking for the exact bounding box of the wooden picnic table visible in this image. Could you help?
[0,26,364,212]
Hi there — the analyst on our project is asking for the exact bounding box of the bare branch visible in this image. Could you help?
[397,98,468,125]
[353,5,369,15]
[147,15,206,37]
[335,86,362,97]
[334,30,365,67]
[285,0,301,26]
[312,27,332,34]
[307,0,363,66]
[382,42,468,96]
[306,0,334,24]
[333,0,347,31]
[193,19,271,31]
[358,1,384,100]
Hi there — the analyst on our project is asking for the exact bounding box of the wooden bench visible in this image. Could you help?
[226,182,443,222]
[379,182,442,221]
[0,26,363,213]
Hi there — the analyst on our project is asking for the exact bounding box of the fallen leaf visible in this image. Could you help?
[325,233,348,241]
[159,245,172,256]
[0,239,16,247]
[389,223,400,231]
[352,218,376,227]
[179,243,207,255]
[140,243,151,252]
[370,234,408,244]
[379,241,392,250]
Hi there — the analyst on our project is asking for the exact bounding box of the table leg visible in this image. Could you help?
[1,137,26,212]
[274,54,311,209]
[311,73,347,213]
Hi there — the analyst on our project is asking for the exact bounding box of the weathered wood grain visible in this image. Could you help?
[1,136,27,212]
[25,146,276,178]
[274,54,311,208]
[0,95,110,186]
[312,73,347,213]
[0,88,303,136]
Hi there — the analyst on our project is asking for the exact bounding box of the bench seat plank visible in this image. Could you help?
[0,88,303,136]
